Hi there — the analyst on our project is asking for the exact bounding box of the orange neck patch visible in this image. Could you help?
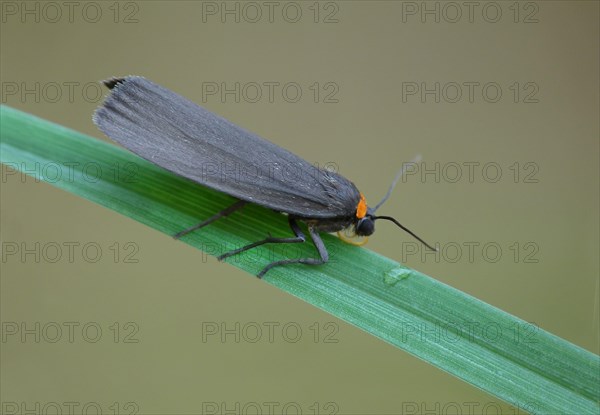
[356,193,367,219]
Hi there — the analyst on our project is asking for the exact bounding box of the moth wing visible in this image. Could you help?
[93,77,360,219]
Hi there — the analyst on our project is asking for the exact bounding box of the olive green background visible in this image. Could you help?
[1,1,598,414]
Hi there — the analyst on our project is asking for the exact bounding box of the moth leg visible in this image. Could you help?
[218,217,305,261]
[173,200,247,239]
[257,226,329,279]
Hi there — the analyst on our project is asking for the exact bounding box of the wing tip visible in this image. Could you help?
[100,75,145,90]
[102,77,126,90]
[92,75,145,126]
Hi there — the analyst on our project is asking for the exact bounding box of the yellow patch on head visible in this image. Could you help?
[337,229,369,246]
[356,193,367,219]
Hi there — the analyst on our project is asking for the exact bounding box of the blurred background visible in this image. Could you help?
[1,1,598,414]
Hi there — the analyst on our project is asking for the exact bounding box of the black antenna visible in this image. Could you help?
[374,215,437,251]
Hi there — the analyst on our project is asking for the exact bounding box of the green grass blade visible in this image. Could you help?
[2,105,598,414]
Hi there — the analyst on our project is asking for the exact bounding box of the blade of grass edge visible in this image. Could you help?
[1,105,598,415]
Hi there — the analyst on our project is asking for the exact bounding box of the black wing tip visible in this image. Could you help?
[100,75,144,90]
[102,77,126,90]
[93,75,145,126]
